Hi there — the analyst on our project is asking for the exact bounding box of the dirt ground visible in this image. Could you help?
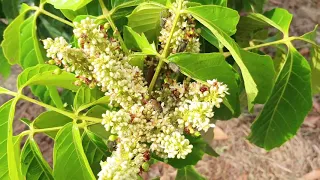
[0,0,320,179]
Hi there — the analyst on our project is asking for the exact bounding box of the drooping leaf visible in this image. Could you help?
[82,129,110,176]
[1,4,31,64]
[73,86,109,113]
[47,0,93,11]
[17,64,79,91]
[53,123,95,180]
[33,111,73,139]
[0,98,24,180]
[176,166,206,180]
[168,52,240,117]
[187,6,276,109]
[21,138,54,180]
[248,46,312,150]
[127,2,166,42]
[124,26,158,55]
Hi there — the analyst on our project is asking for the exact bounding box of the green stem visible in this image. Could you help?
[32,6,74,27]
[98,0,109,15]
[3,90,103,123]
[98,0,129,54]
[148,3,182,92]
[223,36,297,57]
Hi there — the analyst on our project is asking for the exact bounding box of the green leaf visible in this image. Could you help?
[19,14,67,108]
[167,52,240,116]
[300,26,320,95]
[187,6,276,109]
[0,47,11,79]
[82,130,110,176]
[61,7,89,21]
[111,0,143,9]
[53,123,95,180]
[21,138,54,180]
[86,105,111,139]
[248,8,293,36]
[127,2,166,42]
[0,98,24,179]
[235,16,269,47]
[74,86,109,112]
[129,54,146,69]
[47,0,93,11]
[191,5,240,36]
[124,26,158,55]
[189,0,227,6]
[228,0,267,13]
[1,5,31,64]
[19,14,45,68]
[197,24,221,49]
[17,64,79,91]
[248,46,312,150]
[1,0,19,20]
[176,166,206,180]
[0,100,13,179]
[33,111,73,138]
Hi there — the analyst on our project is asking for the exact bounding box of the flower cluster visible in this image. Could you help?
[43,1,228,179]
[159,1,200,54]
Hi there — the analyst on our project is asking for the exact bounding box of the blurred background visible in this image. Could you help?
[0,0,319,179]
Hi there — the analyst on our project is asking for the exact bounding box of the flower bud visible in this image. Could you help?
[141,162,149,171]
[53,68,62,75]
[109,135,118,141]
[48,60,55,65]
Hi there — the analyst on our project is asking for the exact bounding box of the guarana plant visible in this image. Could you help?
[0,0,319,179]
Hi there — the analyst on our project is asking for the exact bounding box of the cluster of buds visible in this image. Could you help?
[43,1,229,179]
[159,1,201,54]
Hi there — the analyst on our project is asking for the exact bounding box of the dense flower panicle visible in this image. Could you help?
[43,1,229,178]
[159,1,200,54]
